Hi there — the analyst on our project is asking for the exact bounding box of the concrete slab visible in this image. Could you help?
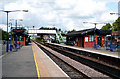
[32,42,69,78]
[2,44,37,78]
[49,43,120,58]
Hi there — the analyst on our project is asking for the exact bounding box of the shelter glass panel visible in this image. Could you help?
[15,36,24,41]
[19,36,24,41]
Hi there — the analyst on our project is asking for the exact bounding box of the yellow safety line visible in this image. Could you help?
[32,45,40,79]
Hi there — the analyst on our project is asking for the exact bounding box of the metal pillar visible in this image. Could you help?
[110,30,112,48]
[10,27,12,51]
[94,23,97,48]
[6,12,9,52]
[15,20,17,49]
[100,29,112,50]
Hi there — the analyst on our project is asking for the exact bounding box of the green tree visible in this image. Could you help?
[39,27,58,30]
[0,29,2,40]
[67,29,76,33]
[1,29,7,40]
[112,17,120,31]
[101,23,112,29]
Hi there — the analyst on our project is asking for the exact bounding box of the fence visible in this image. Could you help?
[0,40,10,55]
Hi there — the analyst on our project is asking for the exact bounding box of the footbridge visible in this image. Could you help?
[28,29,65,43]
[28,29,56,34]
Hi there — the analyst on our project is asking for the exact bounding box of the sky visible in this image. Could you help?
[0,0,119,31]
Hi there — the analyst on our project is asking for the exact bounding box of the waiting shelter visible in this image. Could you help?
[66,28,110,48]
[12,28,29,46]
[12,29,28,46]
[10,27,30,51]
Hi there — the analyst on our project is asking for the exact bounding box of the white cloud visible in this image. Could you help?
[0,24,8,31]
[0,0,119,31]
[74,0,107,15]
[100,11,118,22]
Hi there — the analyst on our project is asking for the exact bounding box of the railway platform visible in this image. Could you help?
[49,43,120,58]
[2,44,37,78]
[1,42,69,78]
[32,42,69,78]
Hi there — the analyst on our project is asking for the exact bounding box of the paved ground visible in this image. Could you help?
[85,47,119,55]
[32,42,69,78]
[75,46,120,57]
[2,44,37,78]
[0,44,2,56]
[0,44,8,56]
[50,43,120,58]
[2,44,6,55]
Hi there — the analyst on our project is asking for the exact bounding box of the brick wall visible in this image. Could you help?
[84,42,94,47]
[84,35,95,48]
[67,35,106,48]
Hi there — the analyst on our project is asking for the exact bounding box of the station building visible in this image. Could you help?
[12,29,30,46]
[66,28,108,48]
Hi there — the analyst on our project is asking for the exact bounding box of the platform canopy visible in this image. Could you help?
[66,28,111,37]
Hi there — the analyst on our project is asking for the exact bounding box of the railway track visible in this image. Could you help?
[42,43,120,79]
[48,43,120,68]
[34,41,115,79]
[40,44,89,79]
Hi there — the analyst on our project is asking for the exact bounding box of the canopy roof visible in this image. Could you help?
[66,28,111,37]
[10,29,28,36]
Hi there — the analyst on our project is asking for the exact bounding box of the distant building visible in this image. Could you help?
[118,1,120,17]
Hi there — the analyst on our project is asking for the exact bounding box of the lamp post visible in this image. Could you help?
[10,19,23,27]
[33,26,35,38]
[8,22,13,51]
[83,22,106,48]
[0,10,28,52]
[110,13,120,15]
[110,13,120,17]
